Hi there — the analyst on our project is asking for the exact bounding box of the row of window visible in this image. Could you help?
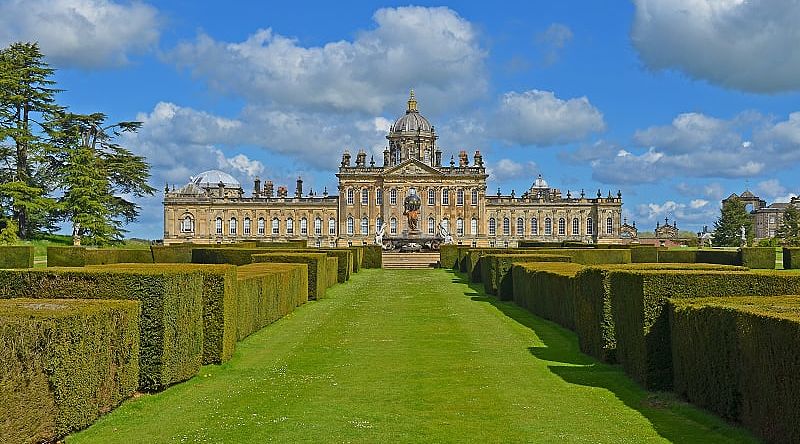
[486,216,613,236]
[345,187,479,206]
[183,216,337,236]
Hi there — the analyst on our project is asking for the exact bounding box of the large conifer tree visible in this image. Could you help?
[777,205,800,246]
[712,197,753,246]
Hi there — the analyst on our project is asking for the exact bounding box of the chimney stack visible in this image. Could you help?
[295,177,303,198]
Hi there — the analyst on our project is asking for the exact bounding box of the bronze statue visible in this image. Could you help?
[403,192,421,231]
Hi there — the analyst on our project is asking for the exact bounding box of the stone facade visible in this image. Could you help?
[723,190,800,240]
[163,93,624,246]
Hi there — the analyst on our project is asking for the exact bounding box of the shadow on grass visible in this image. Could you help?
[447,269,756,444]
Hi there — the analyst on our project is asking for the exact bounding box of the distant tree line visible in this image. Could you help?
[0,42,154,245]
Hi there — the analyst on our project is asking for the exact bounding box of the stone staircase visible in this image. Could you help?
[382,252,441,269]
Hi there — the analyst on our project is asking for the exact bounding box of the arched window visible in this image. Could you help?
[531,217,538,235]
[300,217,308,235]
[376,217,383,233]
[488,217,496,236]
[457,189,464,206]
[428,217,435,235]
[471,189,479,205]
[271,217,279,234]
[503,217,510,235]
[516,217,524,235]
[360,217,368,235]
[376,189,383,205]
[286,217,294,235]
[215,217,223,235]
[229,217,237,235]
[545,218,552,235]
[390,217,398,234]
[181,215,194,233]
[257,217,265,235]
[346,216,354,235]
[346,188,354,205]
[428,188,435,205]
[390,188,398,205]
[606,217,613,234]
[558,218,566,235]
[329,217,336,235]
[456,218,464,236]
[442,188,450,205]
[243,217,251,235]
[314,217,322,235]
[572,218,579,235]
[361,188,369,205]
[471,218,478,235]
[587,217,594,235]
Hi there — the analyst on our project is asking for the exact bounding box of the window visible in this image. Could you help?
[428,188,435,205]
[361,188,369,205]
[531,217,538,235]
[470,218,478,235]
[558,218,566,235]
[286,218,294,235]
[390,188,397,205]
[456,218,464,236]
[181,215,194,233]
[300,217,308,235]
[390,217,397,234]
[314,217,322,235]
[329,218,336,235]
[606,217,613,234]
[587,217,593,235]
[257,217,265,235]
[376,189,383,205]
[502,217,510,235]
[489,217,496,236]
[215,217,223,235]
[347,188,354,205]
[457,189,464,206]
[229,217,237,235]
[516,217,524,235]
[346,216,354,235]
[271,218,279,234]
[428,217,435,235]
[545,218,552,235]
[442,188,450,205]
[360,217,368,235]
[243,217,251,235]
[441,218,449,235]
[471,189,478,205]
[572,218,579,235]
[376,217,383,233]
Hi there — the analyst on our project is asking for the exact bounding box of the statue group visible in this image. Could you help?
[403,191,421,232]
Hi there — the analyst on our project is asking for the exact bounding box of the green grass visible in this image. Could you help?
[67,269,756,443]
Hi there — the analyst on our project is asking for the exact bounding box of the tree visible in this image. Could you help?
[48,112,155,245]
[0,42,60,238]
[777,205,800,246]
[712,197,753,247]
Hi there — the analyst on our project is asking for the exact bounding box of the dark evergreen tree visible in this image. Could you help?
[712,197,753,247]
[777,205,800,246]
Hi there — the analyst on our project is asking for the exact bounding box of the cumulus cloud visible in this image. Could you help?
[631,0,800,93]
[168,6,487,114]
[0,0,160,68]
[491,90,605,146]
[488,158,538,181]
[634,199,719,228]
[536,23,573,66]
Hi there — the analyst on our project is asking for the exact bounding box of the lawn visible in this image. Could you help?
[68,269,756,443]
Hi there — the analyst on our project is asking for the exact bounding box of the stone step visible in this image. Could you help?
[382,253,441,269]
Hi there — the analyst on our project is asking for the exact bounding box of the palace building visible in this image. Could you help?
[163,92,624,247]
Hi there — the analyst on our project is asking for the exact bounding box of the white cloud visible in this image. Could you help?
[169,6,487,114]
[0,0,160,68]
[631,0,800,92]
[690,199,709,209]
[488,158,538,181]
[536,23,573,66]
[756,179,787,200]
[634,199,719,228]
[633,113,740,154]
[492,90,605,146]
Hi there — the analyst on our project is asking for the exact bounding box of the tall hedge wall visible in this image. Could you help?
[630,246,658,263]
[251,252,327,300]
[608,269,800,390]
[439,245,459,269]
[349,247,363,272]
[250,248,352,283]
[670,297,800,443]
[783,248,800,269]
[0,245,34,268]
[362,245,382,268]
[325,257,338,288]
[151,244,193,263]
[511,263,585,330]
[0,298,139,443]
[480,254,571,299]
[457,247,471,272]
[255,240,308,248]
[740,247,777,269]
[0,267,204,391]
[235,263,307,340]
[47,246,154,267]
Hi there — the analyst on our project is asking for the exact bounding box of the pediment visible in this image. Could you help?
[382,158,443,178]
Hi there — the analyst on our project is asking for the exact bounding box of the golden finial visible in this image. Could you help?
[407,89,417,113]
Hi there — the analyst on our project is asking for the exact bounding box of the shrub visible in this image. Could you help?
[480,254,571,299]
[534,248,631,265]
[608,269,800,390]
[47,247,154,267]
[235,263,307,340]
[46,246,87,267]
[362,245,382,268]
[740,247,776,269]
[439,245,459,269]
[255,240,308,248]
[669,297,800,443]
[511,263,585,330]
[349,247,364,272]
[151,244,193,263]
[326,257,338,288]
[783,247,800,269]
[251,252,328,300]
[191,248,262,266]
[0,245,34,268]
[695,249,741,265]
[656,249,697,264]
[0,298,139,443]
[630,246,658,263]
[457,247,471,272]
[0,267,204,391]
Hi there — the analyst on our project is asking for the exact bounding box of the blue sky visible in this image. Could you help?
[3,0,800,239]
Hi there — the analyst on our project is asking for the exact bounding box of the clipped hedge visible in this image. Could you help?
[325,257,338,288]
[695,249,741,265]
[0,245,34,268]
[656,249,697,264]
[0,298,139,443]
[740,247,777,269]
[0,267,204,391]
[630,246,658,263]
[46,246,86,267]
[151,244,193,263]
[511,262,585,330]
[608,269,800,390]
[670,297,800,443]
[255,240,309,248]
[783,247,800,269]
[47,246,154,267]
[252,252,328,300]
[235,263,307,340]
[457,247,471,272]
[480,253,572,299]
[439,245,459,269]
[362,245,382,268]
[350,246,364,272]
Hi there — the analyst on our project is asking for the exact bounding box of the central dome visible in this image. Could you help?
[192,170,241,188]
[391,90,433,133]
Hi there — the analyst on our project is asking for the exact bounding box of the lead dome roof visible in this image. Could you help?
[191,170,241,188]
[391,90,433,133]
